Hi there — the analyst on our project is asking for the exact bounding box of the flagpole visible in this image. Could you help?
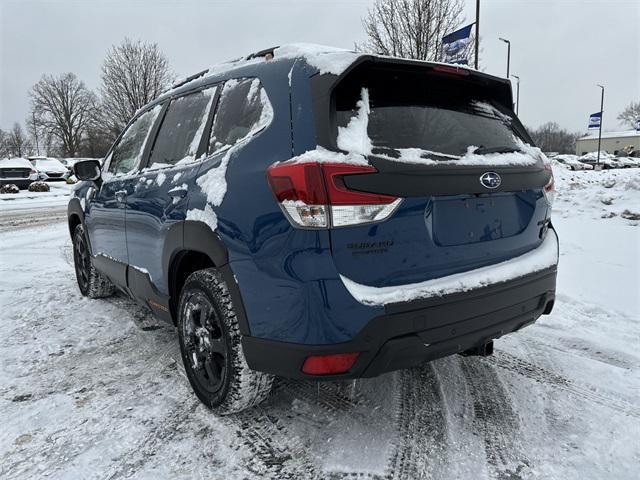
[474,0,480,69]
[596,84,604,167]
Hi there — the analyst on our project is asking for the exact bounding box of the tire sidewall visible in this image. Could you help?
[73,224,90,296]
[177,275,233,409]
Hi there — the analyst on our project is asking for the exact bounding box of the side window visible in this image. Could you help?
[109,105,162,175]
[209,78,273,155]
[148,86,218,168]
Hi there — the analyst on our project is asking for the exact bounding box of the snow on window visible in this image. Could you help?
[209,78,273,155]
[341,229,559,306]
[337,88,372,156]
[109,104,162,176]
[148,87,217,168]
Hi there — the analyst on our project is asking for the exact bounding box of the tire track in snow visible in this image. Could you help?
[384,365,448,480]
[233,407,318,479]
[459,358,532,480]
[276,378,363,416]
[488,351,639,418]
[104,401,200,480]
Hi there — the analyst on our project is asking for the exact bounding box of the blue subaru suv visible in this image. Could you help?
[69,44,558,414]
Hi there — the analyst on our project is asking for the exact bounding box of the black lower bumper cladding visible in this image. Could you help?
[242,267,557,380]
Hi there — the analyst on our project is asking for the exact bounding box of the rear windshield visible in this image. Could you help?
[334,65,529,160]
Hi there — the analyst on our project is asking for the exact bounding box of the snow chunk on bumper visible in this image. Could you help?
[340,229,559,306]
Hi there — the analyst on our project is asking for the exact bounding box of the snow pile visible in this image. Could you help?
[186,204,218,231]
[337,88,372,155]
[273,43,361,76]
[279,146,370,167]
[341,229,559,306]
[374,140,542,167]
[553,166,640,222]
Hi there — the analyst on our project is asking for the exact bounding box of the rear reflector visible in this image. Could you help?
[302,352,360,375]
[267,161,402,229]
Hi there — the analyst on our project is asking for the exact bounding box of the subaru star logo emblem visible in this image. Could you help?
[480,171,502,189]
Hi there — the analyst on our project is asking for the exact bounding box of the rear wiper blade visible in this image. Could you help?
[473,146,521,155]
[371,146,401,159]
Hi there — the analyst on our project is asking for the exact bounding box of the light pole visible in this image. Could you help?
[596,84,605,167]
[499,37,511,78]
[475,0,480,69]
[511,74,520,115]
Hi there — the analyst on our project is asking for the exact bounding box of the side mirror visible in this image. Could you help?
[74,159,102,185]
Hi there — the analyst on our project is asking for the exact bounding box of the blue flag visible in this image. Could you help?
[588,112,602,129]
[442,24,474,65]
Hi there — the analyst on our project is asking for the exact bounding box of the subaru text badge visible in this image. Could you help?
[480,172,502,189]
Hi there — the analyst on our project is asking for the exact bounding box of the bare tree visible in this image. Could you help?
[5,123,30,157]
[100,38,173,138]
[0,129,7,158]
[357,0,466,62]
[30,73,97,157]
[528,122,580,154]
[617,101,640,129]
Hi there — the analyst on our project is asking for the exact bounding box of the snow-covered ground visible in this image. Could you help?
[0,169,638,479]
[0,182,73,212]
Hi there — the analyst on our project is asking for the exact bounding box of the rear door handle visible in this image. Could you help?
[115,190,127,203]
[168,187,188,198]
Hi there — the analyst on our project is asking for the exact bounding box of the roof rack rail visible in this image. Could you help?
[245,46,279,60]
[170,69,209,90]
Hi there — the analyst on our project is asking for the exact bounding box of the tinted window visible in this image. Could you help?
[337,91,522,158]
[148,87,217,167]
[209,78,272,154]
[109,105,162,175]
[334,66,527,160]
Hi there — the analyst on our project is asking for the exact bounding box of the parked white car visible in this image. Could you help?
[0,157,39,189]
[553,154,593,171]
[28,157,70,181]
[578,151,620,169]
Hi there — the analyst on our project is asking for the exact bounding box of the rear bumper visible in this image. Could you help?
[242,266,556,379]
[0,179,32,188]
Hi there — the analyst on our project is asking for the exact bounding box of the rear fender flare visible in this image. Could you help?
[163,220,251,335]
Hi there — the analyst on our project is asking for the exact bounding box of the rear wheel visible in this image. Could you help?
[177,268,273,414]
[72,224,115,298]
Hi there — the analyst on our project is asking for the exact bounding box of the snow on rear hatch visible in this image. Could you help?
[325,60,551,290]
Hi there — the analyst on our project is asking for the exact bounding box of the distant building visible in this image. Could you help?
[575,130,640,155]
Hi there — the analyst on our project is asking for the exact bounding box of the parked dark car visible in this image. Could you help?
[0,157,39,189]
[68,44,558,414]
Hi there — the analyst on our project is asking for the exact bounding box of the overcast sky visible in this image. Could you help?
[1,0,638,134]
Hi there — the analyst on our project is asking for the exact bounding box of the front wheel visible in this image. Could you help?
[177,268,273,414]
[72,224,115,298]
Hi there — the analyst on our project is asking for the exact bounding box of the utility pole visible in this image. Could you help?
[499,37,511,78]
[32,111,40,156]
[596,84,605,167]
[474,0,480,69]
[512,74,520,115]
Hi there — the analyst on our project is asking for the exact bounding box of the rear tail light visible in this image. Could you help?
[302,352,360,375]
[542,157,555,207]
[267,161,402,229]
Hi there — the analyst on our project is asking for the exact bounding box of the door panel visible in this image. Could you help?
[85,105,163,282]
[125,86,218,297]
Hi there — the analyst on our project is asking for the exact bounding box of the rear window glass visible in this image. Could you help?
[334,68,526,161]
[209,78,273,154]
[148,86,217,167]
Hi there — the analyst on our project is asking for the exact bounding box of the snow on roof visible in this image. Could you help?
[578,130,640,140]
[0,157,32,168]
